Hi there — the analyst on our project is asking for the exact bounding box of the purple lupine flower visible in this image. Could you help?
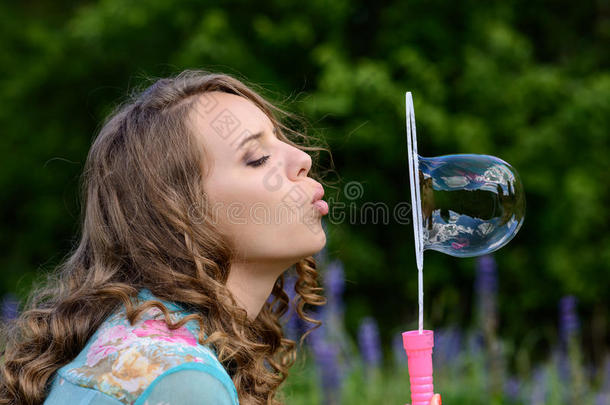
[322,259,346,339]
[307,323,342,405]
[594,354,610,405]
[529,366,548,405]
[476,255,498,294]
[1,293,19,321]
[324,260,345,307]
[314,248,328,267]
[559,295,579,347]
[596,393,610,405]
[469,329,485,350]
[392,332,406,369]
[475,254,498,330]
[433,326,463,368]
[357,316,382,369]
[556,295,580,384]
[503,376,521,402]
[283,272,302,341]
[475,254,501,390]
[551,345,570,385]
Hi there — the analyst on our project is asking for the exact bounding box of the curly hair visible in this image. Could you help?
[0,69,333,405]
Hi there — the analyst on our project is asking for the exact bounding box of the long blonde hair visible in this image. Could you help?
[0,69,330,405]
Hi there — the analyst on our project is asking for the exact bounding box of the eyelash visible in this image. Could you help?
[247,155,271,167]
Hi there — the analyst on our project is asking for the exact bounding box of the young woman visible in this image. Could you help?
[0,70,441,405]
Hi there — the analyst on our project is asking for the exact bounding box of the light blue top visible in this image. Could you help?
[43,288,239,405]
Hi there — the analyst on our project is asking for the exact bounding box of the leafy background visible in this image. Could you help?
[1,1,608,403]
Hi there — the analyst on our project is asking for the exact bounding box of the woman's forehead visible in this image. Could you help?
[193,91,271,134]
[190,91,273,157]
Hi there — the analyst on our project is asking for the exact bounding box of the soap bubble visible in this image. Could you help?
[406,92,525,267]
[419,153,525,256]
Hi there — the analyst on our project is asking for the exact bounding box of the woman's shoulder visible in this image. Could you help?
[48,288,238,405]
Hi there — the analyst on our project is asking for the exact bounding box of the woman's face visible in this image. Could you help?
[189,91,327,267]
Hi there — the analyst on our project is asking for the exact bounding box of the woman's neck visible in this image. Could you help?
[225,259,292,320]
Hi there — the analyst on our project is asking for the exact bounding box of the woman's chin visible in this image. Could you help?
[303,230,327,258]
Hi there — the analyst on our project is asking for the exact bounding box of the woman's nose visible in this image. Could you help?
[286,145,312,181]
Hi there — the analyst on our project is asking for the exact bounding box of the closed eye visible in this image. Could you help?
[247,155,271,167]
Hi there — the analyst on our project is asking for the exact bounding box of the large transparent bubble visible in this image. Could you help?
[419,154,525,256]
[406,92,525,270]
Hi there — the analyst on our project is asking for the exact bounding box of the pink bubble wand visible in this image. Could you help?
[402,91,525,404]
[403,91,435,405]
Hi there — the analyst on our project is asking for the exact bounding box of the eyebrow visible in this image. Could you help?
[237,126,277,149]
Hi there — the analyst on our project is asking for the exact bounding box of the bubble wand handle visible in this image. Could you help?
[405,91,434,404]
[403,330,434,405]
